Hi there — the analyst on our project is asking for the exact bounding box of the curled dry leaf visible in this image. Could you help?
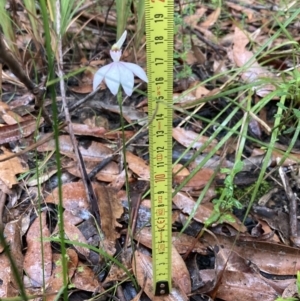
[0,252,19,297]
[65,122,134,140]
[173,168,214,192]
[173,192,247,232]
[95,184,123,256]
[251,148,300,167]
[45,182,90,212]
[207,248,279,300]
[230,27,276,97]
[45,182,91,226]
[69,84,93,94]
[0,101,24,125]
[0,147,28,188]
[100,103,147,126]
[171,246,192,295]
[216,270,279,301]
[45,249,78,301]
[64,221,90,257]
[65,122,107,137]
[226,1,254,20]
[0,221,23,298]
[134,227,207,255]
[66,160,120,182]
[200,7,221,28]
[95,161,119,182]
[172,164,189,177]
[108,169,131,190]
[23,211,52,287]
[103,249,132,284]
[126,151,150,180]
[0,118,42,144]
[26,168,57,187]
[184,7,207,27]
[202,233,300,275]
[172,127,219,153]
[37,135,113,161]
[72,262,103,293]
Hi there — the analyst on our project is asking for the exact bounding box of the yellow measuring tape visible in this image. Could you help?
[145,0,173,296]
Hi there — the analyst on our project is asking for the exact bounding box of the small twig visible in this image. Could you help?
[278,165,298,242]
[0,122,67,162]
[56,1,100,226]
[57,86,101,120]
[116,286,126,301]
[88,155,116,180]
[124,183,149,250]
[186,26,226,57]
[0,191,6,233]
[0,34,44,97]
[87,129,148,180]
[0,33,49,122]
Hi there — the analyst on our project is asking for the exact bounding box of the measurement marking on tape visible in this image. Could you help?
[145,0,174,296]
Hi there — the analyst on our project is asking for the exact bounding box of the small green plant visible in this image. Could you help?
[206,165,243,227]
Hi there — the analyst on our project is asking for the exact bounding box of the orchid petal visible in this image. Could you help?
[114,30,127,50]
[93,64,112,91]
[104,63,121,95]
[118,64,134,96]
[122,62,148,83]
[110,50,122,62]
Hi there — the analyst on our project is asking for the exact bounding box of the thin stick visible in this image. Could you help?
[55,0,100,226]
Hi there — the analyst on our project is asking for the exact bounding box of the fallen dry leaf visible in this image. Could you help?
[132,250,189,301]
[0,252,19,297]
[202,233,300,275]
[134,227,207,255]
[37,135,113,161]
[173,192,247,232]
[229,27,276,97]
[174,167,214,191]
[0,118,43,144]
[0,101,24,124]
[64,122,135,140]
[45,182,91,226]
[0,221,23,298]
[100,103,147,125]
[126,151,150,180]
[103,249,132,284]
[95,184,123,256]
[171,246,192,295]
[108,169,131,190]
[95,161,120,182]
[0,147,28,188]
[64,221,90,257]
[173,127,219,153]
[207,247,279,300]
[23,211,52,287]
[200,7,221,28]
[45,249,78,301]
[72,261,103,292]
[45,182,90,211]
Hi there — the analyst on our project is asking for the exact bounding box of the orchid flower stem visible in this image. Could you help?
[117,89,131,210]
[117,90,135,251]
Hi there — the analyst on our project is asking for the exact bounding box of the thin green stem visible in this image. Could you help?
[39,1,68,300]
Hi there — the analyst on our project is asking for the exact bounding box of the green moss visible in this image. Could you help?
[216,180,273,206]
[232,180,273,205]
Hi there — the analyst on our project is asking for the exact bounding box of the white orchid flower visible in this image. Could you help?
[93,30,148,96]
